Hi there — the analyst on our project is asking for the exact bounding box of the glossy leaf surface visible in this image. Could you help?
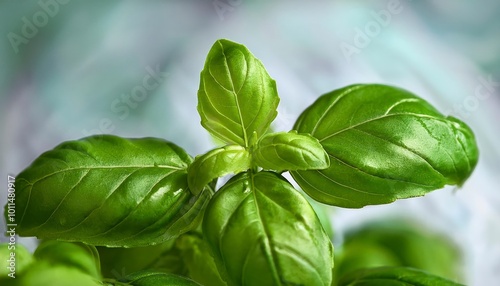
[337,267,464,286]
[198,39,279,147]
[203,171,334,286]
[10,135,211,246]
[292,84,479,208]
[253,131,330,172]
[188,145,251,195]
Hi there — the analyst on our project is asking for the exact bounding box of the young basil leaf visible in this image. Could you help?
[337,266,464,286]
[252,131,330,172]
[16,261,101,286]
[118,271,202,286]
[203,171,334,286]
[292,84,479,208]
[187,145,251,195]
[198,39,279,147]
[9,135,211,247]
[34,240,101,279]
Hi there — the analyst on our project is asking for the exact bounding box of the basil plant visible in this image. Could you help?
[2,39,478,286]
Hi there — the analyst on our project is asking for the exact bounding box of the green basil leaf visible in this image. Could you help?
[292,84,479,208]
[203,171,334,286]
[337,266,464,286]
[174,233,227,286]
[304,195,334,240]
[138,232,226,285]
[0,243,34,279]
[198,39,279,147]
[97,240,175,280]
[335,220,462,283]
[34,240,101,279]
[16,261,101,286]
[188,145,251,195]
[119,271,202,286]
[147,242,189,278]
[253,131,330,172]
[10,135,211,247]
[334,243,400,284]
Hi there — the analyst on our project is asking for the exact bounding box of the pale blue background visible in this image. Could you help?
[1,1,499,284]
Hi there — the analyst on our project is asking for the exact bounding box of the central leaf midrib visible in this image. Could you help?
[249,172,283,286]
[26,165,184,186]
[81,170,178,240]
[318,113,448,142]
[20,166,186,233]
[220,42,248,147]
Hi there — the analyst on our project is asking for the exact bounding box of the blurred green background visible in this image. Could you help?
[1,1,499,285]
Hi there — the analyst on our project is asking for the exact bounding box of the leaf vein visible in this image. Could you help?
[328,153,436,188]
[27,165,182,186]
[384,98,420,115]
[311,85,364,135]
[292,171,355,204]
[250,172,283,285]
[319,113,450,142]
[220,42,248,146]
[50,167,145,235]
[352,127,442,177]
[84,170,177,239]
[26,169,91,232]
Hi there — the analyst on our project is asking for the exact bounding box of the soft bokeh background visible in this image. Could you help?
[1,0,499,285]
